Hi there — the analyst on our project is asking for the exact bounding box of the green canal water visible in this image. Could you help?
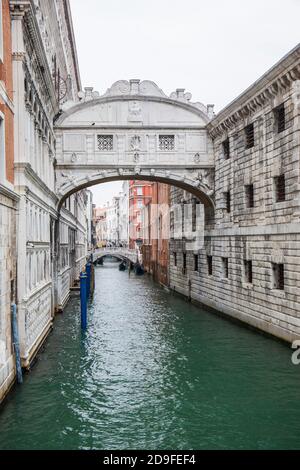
[0,260,300,450]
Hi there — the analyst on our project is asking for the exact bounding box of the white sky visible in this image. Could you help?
[70,0,300,207]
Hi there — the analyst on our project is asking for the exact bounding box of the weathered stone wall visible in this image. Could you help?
[169,47,300,343]
[0,192,17,402]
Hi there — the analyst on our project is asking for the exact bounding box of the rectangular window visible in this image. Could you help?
[97,135,113,151]
[245,184,254,208]
[244,260,253,284]
[225,191,231,213]
[183,253,187,275]
[245,123,254,149]
[207,255,213,275]
[272,263,284,290]
[194,254,199,272]
[136,187,143,196]
[222,138,230,159]
[222,257,229,279]
[274,175,285,202]
[173,252,177,267]
[274,104,285,133]
[159,135,175,151]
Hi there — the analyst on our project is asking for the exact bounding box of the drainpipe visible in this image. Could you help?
[11,303,23,384]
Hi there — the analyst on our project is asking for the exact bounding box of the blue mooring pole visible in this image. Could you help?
[80,272,87,330]
[11,304,23,384]
[86,263,91,300]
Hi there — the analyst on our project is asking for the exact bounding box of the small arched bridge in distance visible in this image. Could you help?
[93,247,140,265]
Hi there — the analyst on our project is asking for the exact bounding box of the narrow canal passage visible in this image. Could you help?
[0,260,300,450]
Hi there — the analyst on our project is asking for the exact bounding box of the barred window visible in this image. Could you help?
[222,138,230,159]
[207,255,213,275]
[272,263,284,290]
[244,260,253,284]
[245,123,254,149]
[245,184,254,208]
[274,175,285,202]
[159,135,175,151]
[194,254,199,272]
[183,253,187,275]
[97,135,113,151]
[274,104,285,133]
[222,257,229,279]
[224,191,231,213]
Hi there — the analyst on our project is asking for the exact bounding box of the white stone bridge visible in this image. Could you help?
[54,79,216,215]
[93,247,141,264]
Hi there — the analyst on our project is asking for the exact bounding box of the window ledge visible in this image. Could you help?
[242,282,254,290]
[270,289,286,298]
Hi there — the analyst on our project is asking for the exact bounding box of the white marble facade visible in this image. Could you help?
[10,0,87,368]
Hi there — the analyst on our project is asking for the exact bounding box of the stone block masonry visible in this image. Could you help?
[169,44,300,343]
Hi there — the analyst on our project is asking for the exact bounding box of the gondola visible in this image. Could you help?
[119,261,126,271]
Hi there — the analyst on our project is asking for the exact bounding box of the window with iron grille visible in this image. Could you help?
[97,135,113,151]
[272,263,284,290]
[245,184,254,208]
[274,174,285,202]
[245,123,254,149]
[183,253,187,275]
[244,260,253,284]
[194,254,199,272]
[222,138,230,159]
[224,191,231,213]
[173,252,177,266]
[207,255,213,275]
[274,103,285,133]
[192,200,199,232]
[222,257,229,279]
[159,135,175,151]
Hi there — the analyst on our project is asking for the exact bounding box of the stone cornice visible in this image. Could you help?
[9,1,31,18]
[62,0,82,93]
[0,81,14,113]
[10,1,59,115]
[56,94,211,127]
[0,182,20,201]
[208,44,300,140]
[14,162,58,204]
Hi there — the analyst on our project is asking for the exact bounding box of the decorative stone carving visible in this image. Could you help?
[71,153,78,163]
[169,88,210,115]
[128,101,142,122]
[194,153,201,163]
[133,152,140,163]
[130,135,141,151]
[103,79,166,98]
[195,170,214,194]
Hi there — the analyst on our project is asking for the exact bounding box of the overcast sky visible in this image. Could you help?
[70,0,300,206]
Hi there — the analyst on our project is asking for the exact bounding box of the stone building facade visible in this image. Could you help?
[142,183,170,287]
[0,0,18,402]
[169,45,300,343]
[10,0,87,370]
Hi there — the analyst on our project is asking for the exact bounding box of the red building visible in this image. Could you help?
[141,183,170,287]
[129,180,152,248]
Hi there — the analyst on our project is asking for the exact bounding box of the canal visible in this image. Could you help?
[0,260,300,450]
